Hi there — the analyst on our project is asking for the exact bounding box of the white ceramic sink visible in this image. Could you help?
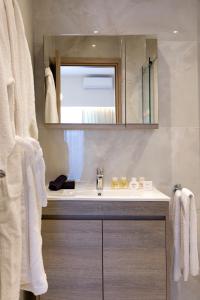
[47,188,170,202]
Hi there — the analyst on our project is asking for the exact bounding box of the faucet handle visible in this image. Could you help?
[97,168,104,175]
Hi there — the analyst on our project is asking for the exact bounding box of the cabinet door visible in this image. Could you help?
[103,220,166,300]
[41,220,102,300]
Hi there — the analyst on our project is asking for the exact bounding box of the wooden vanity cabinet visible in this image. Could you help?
[40,200,170,300]
[40,220,102,300]
[103,220,166,300]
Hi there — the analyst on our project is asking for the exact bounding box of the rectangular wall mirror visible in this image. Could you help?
[44,35,158,128]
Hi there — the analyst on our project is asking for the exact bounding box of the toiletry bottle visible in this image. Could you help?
[138,177,145,190]
[111,177,119,189]
[129,177,138,190]
[119,177,129,189]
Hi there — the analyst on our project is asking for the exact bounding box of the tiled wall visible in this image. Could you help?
[32,0,200,299]
[18,0,33,56]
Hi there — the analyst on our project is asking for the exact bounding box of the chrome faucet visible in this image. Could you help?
[96,168,104,192]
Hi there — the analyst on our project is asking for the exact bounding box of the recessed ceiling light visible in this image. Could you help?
[173,30,179,34]
[93,30,99,34]
[92,44,96,48]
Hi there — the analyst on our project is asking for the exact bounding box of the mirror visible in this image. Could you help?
[44,35,158,127]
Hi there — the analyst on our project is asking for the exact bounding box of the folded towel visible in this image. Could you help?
[62,181,75,189]
[49,175,67,191]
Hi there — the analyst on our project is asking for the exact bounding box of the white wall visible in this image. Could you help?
[61,75,115,107]
[17,0,33,56]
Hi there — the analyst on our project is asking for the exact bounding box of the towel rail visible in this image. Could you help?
[173,184,182,193]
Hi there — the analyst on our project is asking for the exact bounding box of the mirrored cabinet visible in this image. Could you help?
[44,35,158,128]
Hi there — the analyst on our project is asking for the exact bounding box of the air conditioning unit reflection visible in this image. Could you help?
[83,77,113,89]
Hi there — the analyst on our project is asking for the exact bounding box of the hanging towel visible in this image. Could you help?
[16,137,48,296]
[173,188,199,282]
[27,137,47,207]
[180,189,190,281]
[173,189,182,282]
[182,188,199,278]
[45,67,59,123]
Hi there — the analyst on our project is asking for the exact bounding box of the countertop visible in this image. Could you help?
[47,187,170,202]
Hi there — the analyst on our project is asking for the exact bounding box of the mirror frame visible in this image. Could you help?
[44,35,159,130]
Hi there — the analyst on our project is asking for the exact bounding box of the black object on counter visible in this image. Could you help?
[62,181,75,189]
[49,175,68,191]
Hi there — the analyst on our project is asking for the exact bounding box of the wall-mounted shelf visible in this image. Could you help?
[44,123,159,130]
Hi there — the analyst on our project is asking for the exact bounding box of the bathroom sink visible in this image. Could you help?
[76,189,140,197]
[47,188,170,202]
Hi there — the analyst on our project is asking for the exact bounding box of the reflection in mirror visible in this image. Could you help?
[125,37,158,124]
[60,65,118,124]
[44,35,158,126]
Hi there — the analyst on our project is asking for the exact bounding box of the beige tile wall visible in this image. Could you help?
[32,0,200,299]
[18,0,33,56]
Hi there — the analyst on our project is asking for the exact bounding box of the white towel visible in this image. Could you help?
[27,137,47,207]
[173,188,199,282]
[16,137,48,296]
[180,189,190,281]
[182,188,199,278]
[173,190,182,281]
[45,67,59,123]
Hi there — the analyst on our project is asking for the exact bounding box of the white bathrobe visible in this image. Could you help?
[0,1,47,299]
[0,136,48,300]
[0,141,23,300]
[16,137,48,296]
[3,0,38,139]
[0,0,16,216]
[0,3,23,300]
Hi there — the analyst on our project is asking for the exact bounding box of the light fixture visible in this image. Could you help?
[173,30,179,34]
[93,30,99,34]
[92,44,96,48]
